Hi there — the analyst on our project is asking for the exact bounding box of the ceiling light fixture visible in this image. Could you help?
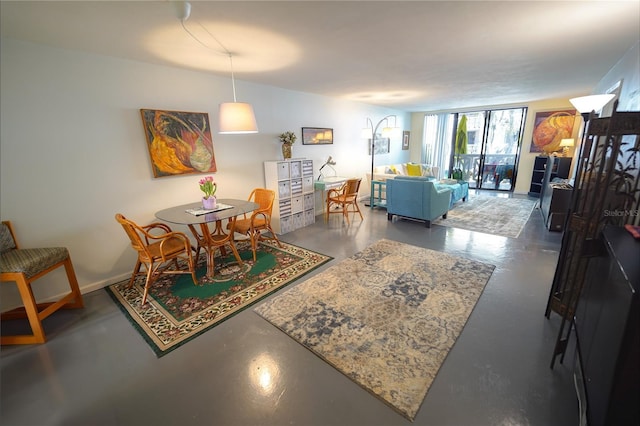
[176,1,258,134]
[218,53,258,134]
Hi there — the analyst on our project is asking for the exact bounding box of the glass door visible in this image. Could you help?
[452,107,526,191]
[453,111,485,189]
[479,108,526,191]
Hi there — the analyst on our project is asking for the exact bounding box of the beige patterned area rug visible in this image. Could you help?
[433,194,537,238]
[255,239,495,421]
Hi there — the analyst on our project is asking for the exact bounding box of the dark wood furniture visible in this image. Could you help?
[545,108,640,369]
[540,182,573,231]
[574,225,639,426]
[528,156,547,197]
[528,155,572,197]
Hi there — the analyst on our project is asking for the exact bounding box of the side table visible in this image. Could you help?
[371,180,387,209]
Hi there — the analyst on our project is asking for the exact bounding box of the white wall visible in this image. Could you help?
[0,38,409,309]
[593,41,640,112]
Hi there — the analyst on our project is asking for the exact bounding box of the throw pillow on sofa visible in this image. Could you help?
[421,165,435,177]
[406,163,422,176]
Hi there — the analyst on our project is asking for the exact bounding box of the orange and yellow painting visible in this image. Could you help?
[140,109,217,178]
[530,109,576,153]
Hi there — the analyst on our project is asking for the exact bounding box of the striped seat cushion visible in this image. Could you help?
[1,247,69,278]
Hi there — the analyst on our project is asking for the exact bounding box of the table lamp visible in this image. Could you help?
[559,138,574,157]
[318,156,336,180]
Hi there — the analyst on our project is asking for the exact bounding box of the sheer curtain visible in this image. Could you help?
[423,113,454,179]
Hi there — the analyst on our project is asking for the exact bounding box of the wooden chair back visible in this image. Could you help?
[343,178,362,198]
[114,213,197,305]
[326,178,364,224]
[251,188,276,216]
[230,188,282,262]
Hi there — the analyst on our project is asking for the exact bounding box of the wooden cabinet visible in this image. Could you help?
[264,159,315,234]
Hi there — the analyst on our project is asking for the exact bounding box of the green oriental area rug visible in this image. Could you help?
[106,240,331,357]
[433,194,537,238]
[255,239,495,421]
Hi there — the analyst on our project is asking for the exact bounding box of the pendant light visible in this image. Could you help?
[218,53,258,134]
[177,1,258,134]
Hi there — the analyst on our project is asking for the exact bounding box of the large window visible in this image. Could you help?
[423,113,455,179]
[423,107,527,191]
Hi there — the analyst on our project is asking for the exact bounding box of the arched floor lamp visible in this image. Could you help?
[362,115,400,206]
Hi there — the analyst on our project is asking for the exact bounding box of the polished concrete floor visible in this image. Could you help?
[1,191,579,426]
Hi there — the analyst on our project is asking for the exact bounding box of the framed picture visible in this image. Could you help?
[368,136,390,155]
[140,109,217,178]
[302,127,333,145]
[530,109,576,153]
[402,130,410,150]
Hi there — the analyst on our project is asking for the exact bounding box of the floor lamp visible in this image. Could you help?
[362,115,400,205]
[569,94,616,138]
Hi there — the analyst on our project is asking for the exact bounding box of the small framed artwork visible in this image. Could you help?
[402,130,410,150]
[140,109,217,177]
[368,136,390,155]
[302,127,333,145]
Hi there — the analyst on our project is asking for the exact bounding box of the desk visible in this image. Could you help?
[155,199,258,280]
[315,176,347,216]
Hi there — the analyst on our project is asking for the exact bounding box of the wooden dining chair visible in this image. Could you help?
[0,220,84,344]
[115,213,198,305]
[326,178,364,224]
[190,218,244,280]
[229,188,282,261]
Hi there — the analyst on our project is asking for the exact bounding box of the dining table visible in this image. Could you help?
[155,198,258,280]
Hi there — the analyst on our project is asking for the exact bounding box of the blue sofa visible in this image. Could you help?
[386,176,452,227]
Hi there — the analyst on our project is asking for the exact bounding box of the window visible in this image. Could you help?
[424,107,527,191]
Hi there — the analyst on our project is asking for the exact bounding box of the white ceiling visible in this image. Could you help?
[1,1,639,112]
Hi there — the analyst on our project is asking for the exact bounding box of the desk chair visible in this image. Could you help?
[326,178,364,224]
[0,220,84,344]
[116,214,197,305]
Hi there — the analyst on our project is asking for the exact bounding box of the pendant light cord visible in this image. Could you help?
[180,18,238,101]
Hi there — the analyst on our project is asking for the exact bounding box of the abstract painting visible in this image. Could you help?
[530,109,576,153]
[140,109,217,177]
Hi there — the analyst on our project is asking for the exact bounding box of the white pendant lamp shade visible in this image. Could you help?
[569,94,615,113]
[218,102,258,134]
